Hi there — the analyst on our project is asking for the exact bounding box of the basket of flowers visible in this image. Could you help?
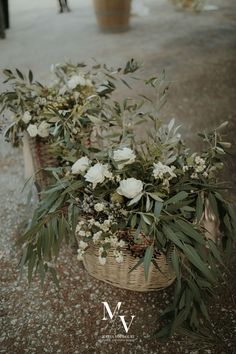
[18,74,235,337]
[0,60,141,191]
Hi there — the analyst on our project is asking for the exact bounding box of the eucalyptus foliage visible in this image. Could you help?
[19,109,235,337]
[0,59,144,162]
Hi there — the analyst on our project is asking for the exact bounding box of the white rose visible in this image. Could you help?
[113,147,136,169]
[84,163,110,189]
[117,178,143,199]
[67,75,86,89]
[27,124,38,137]
[72,156,90,174]
[38,121,50,138]
[22,111,32,124]
[94,203,105,212]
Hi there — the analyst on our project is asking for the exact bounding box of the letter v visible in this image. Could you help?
[119,315,135,333]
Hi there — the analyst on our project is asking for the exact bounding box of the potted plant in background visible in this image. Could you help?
[93,0,132,32]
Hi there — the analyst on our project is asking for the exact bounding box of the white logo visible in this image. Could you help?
[102,302,135,333]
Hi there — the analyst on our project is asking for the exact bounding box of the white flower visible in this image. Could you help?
[79,240,88,250]
[182,165,189,172]
[153,162,176,180]
[117,178,143,199]
[98,247,104,255]
[93,231,102,243]
[77,249,85,261]
[78,230,86,237]
[84,163,110,189]
[27,124,38,137]
[113,250,124,263]
[71,156,90,175]
[117,240,126,248]
[85,79,93,87]
[94,203,105,212]
[67,75,86,89]
[98,256,107,265]
[113,147,136,169]
[109,236,118,247]
[22,111,31,124]
[38,121,50,138]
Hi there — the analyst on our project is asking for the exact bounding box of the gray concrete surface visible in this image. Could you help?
[0,0,236,353]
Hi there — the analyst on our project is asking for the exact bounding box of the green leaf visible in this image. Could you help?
[163,225,184,250]
[171,248,180,279]
[175,220,205,245]
[144,245,154,280]
[164,191,188,205]
[128,257,144,273]
[130,214,137,228]
[16,68,24,80]
[154,201,163,218]
[127,193,143,206]
[148,193,163,202]
[141,213,152,225]
[182,244,216,283]
[208,193,219,220]
[28,70,33,83]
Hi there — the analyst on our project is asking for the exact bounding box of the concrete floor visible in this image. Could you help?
[0,0,236,353]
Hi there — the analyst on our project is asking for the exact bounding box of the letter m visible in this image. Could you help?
[102,302,122,320]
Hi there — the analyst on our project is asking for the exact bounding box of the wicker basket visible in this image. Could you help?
[82,202,219,292]
[22,133,59,192]
[23,129,93,194]
[83,243,175,292]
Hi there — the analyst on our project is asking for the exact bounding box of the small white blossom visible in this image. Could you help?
[77,249,85,261]
[94,203,105,212]
[113,250,124,263]
[38,121,50,138]
[117,178,143,199]
[79,240,88,250]
[98,247,104,255]
[113,147,136,169]
[71,156,90,174]
[110,236,118,247]
[78,230,86,237]
[22,111,32,124]
[68,75,86,89]
[117,240,126,248]
[98,256,107,265]
[27,124,38,137]
[93,231,102,243]
[153,162,176,181]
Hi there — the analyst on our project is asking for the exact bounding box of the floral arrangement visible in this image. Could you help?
[0,59,140,161]
[19,102,235,337]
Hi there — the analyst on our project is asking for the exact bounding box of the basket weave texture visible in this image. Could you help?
[83,243,175,292]
[23,134,59,192]
[82,203,219,292]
